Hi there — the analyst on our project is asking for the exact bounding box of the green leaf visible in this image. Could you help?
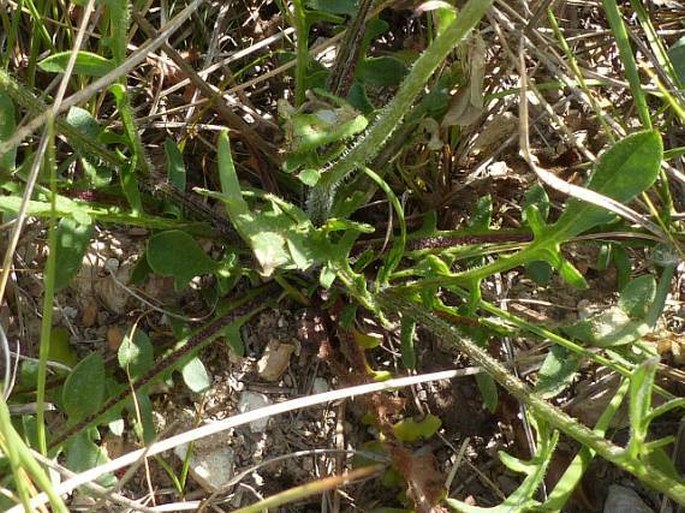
[65,106,102,139]
[627,358,659,459]
[612,244,632,290]
[62,353,105,422]
[353,328,382,349]
[297,168,321,186]
[38,51,115,77]
[475,373,498,413]
[217,130,249,218]
[181,357,211,393]
[400,317,417,370]
[557,258,589,289]
[146,230,219,289]
[118,329,153,378]
[618,274,656,319]
[356,56,408,87]
[525,260,553,285]
[304,0,356,15]
[432,2,458,35]
[523,184,550,219]
[285,100,368,153]
[54,217,93,291]
[563,306,650,347]
[104,0,131,64]
[392,414,442,442]
[535,346,580,399]
[668,36,685,85]
[551,130,662,239]
[65,107,111,186]
[165,138,186,190]
[64,430,116,486]
[0,90,17,173]
[319,264,337,288]
[134,391,156,444]
[222,322,245,357]
[468,195,492,230]
[0,195,92,225]
[48,327,79,368]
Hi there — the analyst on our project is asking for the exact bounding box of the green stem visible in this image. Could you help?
[378,291,685,503]
[601,0,652,129]
[291,0,308,106]
[0,397,69,512]
[35,117,58,455]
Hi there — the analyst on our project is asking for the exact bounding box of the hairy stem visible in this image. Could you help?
[307,0,495,222]
[378,291,685,504]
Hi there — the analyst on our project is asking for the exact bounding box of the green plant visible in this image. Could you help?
[1,0,684,511]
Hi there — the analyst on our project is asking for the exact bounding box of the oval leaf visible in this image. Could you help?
[118,330,154,378]
[54,217,94,291]
[619,274,656,319]
[62,353,105,421]
[39,51,115,77]
[552,130,662,238]
[147,230,219,289]
[393,414,442,442]
[181,356,211,393]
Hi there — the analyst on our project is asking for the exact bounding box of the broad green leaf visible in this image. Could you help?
[297,168,321,186]
[286,102,367,153]
[0,91,17,172]
[222,322,245,357]
[54,217,93,291]
[525,260,553,285]
[535,346,580,399]
[165,138,186,190]
[64,430,116,486]
[147,230,219,289]
[319,264,336,288]
[551,130,662,240]
[0,195,92,225]
[352,328,382,349]
[475,373,498,413]
[249,229,291,276]
[62,353,105,421]
[356,56,408,87]
[38,51,115,77]
[181,357,211,393]
[48,327,79,368]
[132,391,156,444]
[118,329,153,378]
[65,107,111,186]
[468,195,492,230]
[563,306,650,347]
[305,0,356,15]
[618,274,656,319]
[392,414,442,442]
[65,106,101,138]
